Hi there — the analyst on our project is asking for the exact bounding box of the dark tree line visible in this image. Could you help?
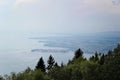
[36,57,46,72]
[35,55,56,73]
[1,44,120,80]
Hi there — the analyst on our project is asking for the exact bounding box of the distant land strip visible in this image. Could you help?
[31,49,70,53]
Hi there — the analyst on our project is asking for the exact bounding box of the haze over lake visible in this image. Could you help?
[0,0,120,76]
[0,32,120,75]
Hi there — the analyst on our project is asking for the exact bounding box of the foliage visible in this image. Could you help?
[47,55,55,70]
[3,68,51,80]
[74,48,83,59]
[1,44,120,80]
[36,57,46,72]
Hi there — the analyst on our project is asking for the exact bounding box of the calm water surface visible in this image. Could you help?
[0,32,120,75]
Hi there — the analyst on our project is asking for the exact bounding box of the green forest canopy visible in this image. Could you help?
[1,44,120,80]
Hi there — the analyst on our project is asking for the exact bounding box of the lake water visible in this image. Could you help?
[0,32,120,75]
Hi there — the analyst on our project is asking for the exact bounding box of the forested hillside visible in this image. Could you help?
[1,44,120,80]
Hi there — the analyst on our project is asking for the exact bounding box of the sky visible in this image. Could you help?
[0,0,120,34]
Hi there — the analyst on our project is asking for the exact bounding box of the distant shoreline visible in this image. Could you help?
[31,48,70,53]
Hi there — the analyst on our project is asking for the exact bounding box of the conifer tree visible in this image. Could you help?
[74,48,83,59]
[114,44,120,56]
[108,50,112,57]
[89,56,95,61]
[47,55,55,70]
[36,57,46,72]
[94,52,99,61]
[54,62,59,68]
[99,54,105,65]
[61,62,64,67]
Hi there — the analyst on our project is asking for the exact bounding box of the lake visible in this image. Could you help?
[0,32,120,75]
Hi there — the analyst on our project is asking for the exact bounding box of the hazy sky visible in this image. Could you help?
[0,0,120,34]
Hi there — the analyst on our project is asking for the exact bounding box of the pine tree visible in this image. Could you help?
[47,55,55,70]
[36,57,46,72]
[61,62,64,67]
[54,62,59,68]
[114,44,120,56]
[108,50,112,57]
[89,56,95,61]
[74,48,83,59]
[99,54,105,65]
[94,52,99,61]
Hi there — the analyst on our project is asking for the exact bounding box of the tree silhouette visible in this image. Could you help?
[99,54,105,65]
[54,62,59,68]
[47,55,55,70]
[74,48,83,59]
[36,57,46,72]
[61,62,64,67]
[94,52,99,61]
[114,44,120,56]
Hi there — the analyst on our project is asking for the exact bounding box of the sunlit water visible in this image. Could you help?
[0,32,120,75]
